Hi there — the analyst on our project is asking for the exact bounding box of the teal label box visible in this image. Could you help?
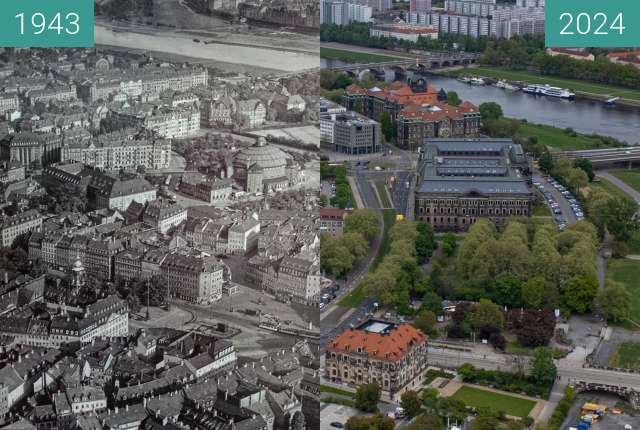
[546,0,638,48]
[0,0,93,47]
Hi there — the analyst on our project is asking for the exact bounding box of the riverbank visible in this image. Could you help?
[505,119,621,151]
[320,47,404,64]
[445,67,640,103]
[94,24,319,73]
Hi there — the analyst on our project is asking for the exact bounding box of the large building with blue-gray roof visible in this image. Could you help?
[415,138,533,231]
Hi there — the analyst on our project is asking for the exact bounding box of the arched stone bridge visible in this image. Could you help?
[561,365,640,408]
[328,52,479,78]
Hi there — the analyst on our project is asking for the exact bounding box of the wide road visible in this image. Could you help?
[427,347,530,373]
[392,172,413,218]
[557,364,640,389]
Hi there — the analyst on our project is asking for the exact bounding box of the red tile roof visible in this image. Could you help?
[346,83,439,107]
[320,208,352,220]
[608,50,640,59]
[399,100,478,121]
[327,324,427,362]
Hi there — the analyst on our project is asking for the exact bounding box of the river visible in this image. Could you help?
[322,58,640,145]
[95,24,319,73]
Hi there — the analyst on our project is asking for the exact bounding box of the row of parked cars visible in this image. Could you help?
[534,176,584,230]
[319,284,340,311]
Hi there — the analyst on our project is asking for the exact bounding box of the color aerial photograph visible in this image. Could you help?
[319,0,640,429]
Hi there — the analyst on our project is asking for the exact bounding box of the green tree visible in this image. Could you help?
[404,414,444,430]
[413,310,436,335]
[604,197,640,242]
[447,91,462,106]
[470,417,502,430]
[345,208,380,241]
[521,276,546,309]
[400,390,423,418]
[420,291,443,316]
[538,151,554,173]
[416,222,436,260]
[421,388,439,411]
[354,383,381,412]
[362,268,397,306]
[530,347,557,386]
[479,102,503,121]
[468,299,505,331]
[492,273,523,308]
[321,235,346,276]
[345,414,394,430]
[340,232,369,261]
[573,158,595,181]
[442,232,457,257]
[380,111,394,142]
[596,280,631,322]
[319,194,328,207]
[562,275,598,313]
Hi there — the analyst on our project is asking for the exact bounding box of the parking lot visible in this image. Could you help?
[534,175,584,228]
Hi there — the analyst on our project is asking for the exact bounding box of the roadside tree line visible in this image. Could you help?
[320,209,380,278]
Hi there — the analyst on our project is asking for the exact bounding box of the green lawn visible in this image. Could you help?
[375,182,392,208]
[610,170,640,193]
[608,342,640,370]
[338,209,396,308]
[320,47,403,64]
[449,67,640,101]
[626,231,640,255]
[451,386,536,418]
[506,120,609,151]
[606,259,640,330]
[321,385,355,397]
[532,200,551,217]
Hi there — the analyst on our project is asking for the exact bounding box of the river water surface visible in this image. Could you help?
[322,57,640,145]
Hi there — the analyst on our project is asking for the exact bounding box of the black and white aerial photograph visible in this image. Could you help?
[0,0,320,429]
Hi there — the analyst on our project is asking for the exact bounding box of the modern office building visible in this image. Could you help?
[331,111,381,154]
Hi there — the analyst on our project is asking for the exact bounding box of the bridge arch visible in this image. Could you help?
[357,69,375,81]
[573,381,640,409]
[442,60,451,67]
